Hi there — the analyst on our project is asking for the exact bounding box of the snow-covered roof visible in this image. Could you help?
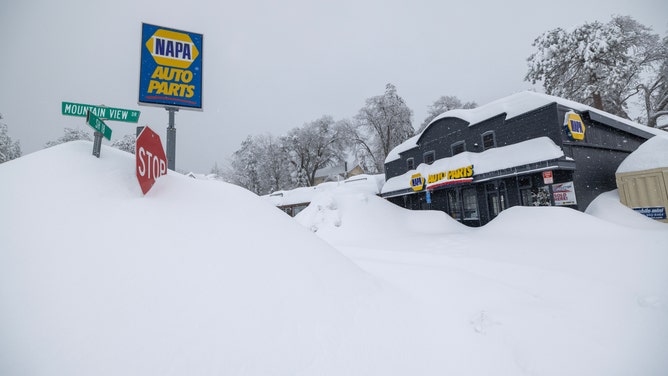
[386,134,420,164]
[265,174,385,206]
[186,172,217,180]
[314,165,346,178]
[616,135,668,174]
[314,161,361,179]
[315,155,361,178]
[382,137,565,194]
[385,91,665,163]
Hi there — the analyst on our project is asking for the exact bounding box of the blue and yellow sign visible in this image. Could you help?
[565,111,585,140]
[410,173,425,192]
[139,23,203,110]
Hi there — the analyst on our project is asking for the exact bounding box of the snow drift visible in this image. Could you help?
[0,141,423,375]
[2,141,668,376]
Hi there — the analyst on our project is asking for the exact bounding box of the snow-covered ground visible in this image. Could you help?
[2,141,667,375]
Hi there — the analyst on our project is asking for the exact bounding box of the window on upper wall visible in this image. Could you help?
[406,158,414,170]
[451,141,465,156]
[424,151,435,165]
[482,131,496,150]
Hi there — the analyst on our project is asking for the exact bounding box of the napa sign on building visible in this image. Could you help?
[139,23,203,110]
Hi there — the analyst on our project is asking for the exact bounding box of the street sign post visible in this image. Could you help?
[136,126,167,195]
[61,101,141,158]
[86,111,112,140]
[86,110,112,158]
[62,101,140,123]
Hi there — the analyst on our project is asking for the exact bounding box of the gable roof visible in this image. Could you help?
[385,91,665,163]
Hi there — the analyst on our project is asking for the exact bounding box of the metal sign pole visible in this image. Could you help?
[166,107,178,171]
[92,131,103,158]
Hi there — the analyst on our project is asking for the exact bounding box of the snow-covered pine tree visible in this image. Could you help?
[0,114,22,163]
[526,15,664,121]
[111,134,136,154]
[255,133,289,193]
[44,127,92,148]
[229,135,263,195]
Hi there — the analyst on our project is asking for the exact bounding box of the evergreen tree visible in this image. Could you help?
[0,114,22,163]
[111,134,136,154]
[44,127,92,148]
[209,162,225,180]
[229,135,263,195]
[526,15,664,120]
[256,134,290,193]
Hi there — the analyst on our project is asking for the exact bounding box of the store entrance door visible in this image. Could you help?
[486,182,507,219]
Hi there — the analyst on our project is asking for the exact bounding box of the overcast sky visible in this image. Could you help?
[1,0,666,173]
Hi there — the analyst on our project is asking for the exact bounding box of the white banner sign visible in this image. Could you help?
[552,181,577,206]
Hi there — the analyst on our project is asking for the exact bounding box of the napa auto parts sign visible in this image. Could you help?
[139,23,203,110]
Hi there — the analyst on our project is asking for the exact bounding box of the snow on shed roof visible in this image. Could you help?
[386,91,665,163]
[616,135,668,174]
[382,137,565,195]
[265,174,385,207]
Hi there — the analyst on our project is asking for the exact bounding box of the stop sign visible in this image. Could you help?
[136,126,167,195]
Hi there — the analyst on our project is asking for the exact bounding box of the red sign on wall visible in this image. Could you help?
[543,170,554,185]
[136,126,167,195]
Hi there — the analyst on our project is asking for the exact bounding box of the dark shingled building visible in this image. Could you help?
[381,91,663,227]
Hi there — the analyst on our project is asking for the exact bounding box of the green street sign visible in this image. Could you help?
[86,111,113,141]
[62,101,140,123]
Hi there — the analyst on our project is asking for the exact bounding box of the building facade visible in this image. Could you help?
[381,92,662,227]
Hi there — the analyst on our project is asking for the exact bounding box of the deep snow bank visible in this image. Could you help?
[298,187,668,376]
[296,188,470,249]
[586,189,667,230]
[0,141,422,375]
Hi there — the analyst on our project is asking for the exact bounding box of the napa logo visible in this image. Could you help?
[410,173,425,192]
[564,111,586,141]
[145,29,199,69]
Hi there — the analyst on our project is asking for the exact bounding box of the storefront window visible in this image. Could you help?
[462,188,479,219]
[447,190,462,220]
[488,194,500,218]
[520,189,533,206]
[523,186,551,206]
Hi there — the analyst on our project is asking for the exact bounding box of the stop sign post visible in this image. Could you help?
[136,126,167,195]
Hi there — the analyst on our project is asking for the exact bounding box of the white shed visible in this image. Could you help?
[616,136,668,223]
